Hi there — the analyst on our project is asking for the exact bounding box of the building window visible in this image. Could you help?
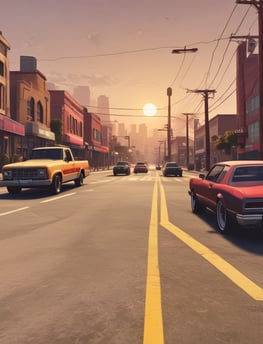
[247,95,259,116]
[0,61,4,76]
[196,137,204,150]
[0,42,7,56]
[37,101,43,123]
[0,83,4,110]
[27,97,35,121]
[248,121,259,144]
[93,128,101,142]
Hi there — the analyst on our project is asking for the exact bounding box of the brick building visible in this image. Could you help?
[10,56,55,159]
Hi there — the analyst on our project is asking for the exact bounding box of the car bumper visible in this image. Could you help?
[114,169,129,173]
[164,169,182,175]
[236,213,263,227]
[0,180,52,188]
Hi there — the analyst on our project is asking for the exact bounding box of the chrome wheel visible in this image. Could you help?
[216,200,231,233]
[75,173,84,186]
[52,174,62,194]
[191,192,203,213]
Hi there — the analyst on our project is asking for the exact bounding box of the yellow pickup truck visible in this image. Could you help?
[0,146,90,194]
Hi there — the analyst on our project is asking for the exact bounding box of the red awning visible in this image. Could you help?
[64,134,83,146]
[0,114,25,136]
[93,144,109,153]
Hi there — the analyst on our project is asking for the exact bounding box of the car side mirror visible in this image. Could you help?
[199,173,205,179]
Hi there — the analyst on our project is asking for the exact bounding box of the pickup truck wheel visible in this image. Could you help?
[51,174,62,194]
[216,200,232,234]
[190,191,203,213]
[7,186,22,194]
[75,172,84,186]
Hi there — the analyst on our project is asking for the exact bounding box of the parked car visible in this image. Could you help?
[162,162,182,177]
[188,160,263,234]
[113,161,130,176]
[134,162,148,173]
[0,146,89,194]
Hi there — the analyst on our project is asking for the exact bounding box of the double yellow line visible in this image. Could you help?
[143,174,263,344]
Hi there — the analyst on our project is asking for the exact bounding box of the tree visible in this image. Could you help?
[50,119,63,144]
[215,131,238,154]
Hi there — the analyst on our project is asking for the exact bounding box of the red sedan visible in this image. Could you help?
[134,162,148,173]
[189,160,263,234]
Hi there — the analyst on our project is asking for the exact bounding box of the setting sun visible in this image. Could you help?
[143,103,157,116]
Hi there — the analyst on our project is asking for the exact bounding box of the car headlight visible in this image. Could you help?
[37,168,47,178]
[3,169,12,179]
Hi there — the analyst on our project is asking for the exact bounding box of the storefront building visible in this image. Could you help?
[0,31,25,169]
[49,90,85,159]
[236,40,259,159]
[83,109,109,169]
[10,56,55,159]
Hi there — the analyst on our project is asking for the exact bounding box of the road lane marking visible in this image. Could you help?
[144,175,164,344]
[0,207,29,217]
[40,192,76,203]
[159,180,263,301]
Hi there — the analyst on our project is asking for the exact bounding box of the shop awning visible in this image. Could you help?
[25,122,55,140]
[64,134,84,146]
[0,114,25,136]
[93,144,109,153]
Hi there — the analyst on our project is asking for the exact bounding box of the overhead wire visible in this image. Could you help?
[37,5,257,119]
[205,4,239,88]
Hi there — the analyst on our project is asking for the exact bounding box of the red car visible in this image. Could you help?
[189,160,263,234]
[134,162,148,173]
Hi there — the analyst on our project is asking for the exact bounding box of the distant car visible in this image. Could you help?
[156,165,161,170]
[113,161,130,176]
[134,162,148,173]
[189,160,263,234]
[162,162,182,177]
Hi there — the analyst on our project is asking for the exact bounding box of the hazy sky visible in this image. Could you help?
[1,0,259,135]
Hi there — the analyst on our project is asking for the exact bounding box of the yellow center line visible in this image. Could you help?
[143,174,164,344]
[159,180,263,301]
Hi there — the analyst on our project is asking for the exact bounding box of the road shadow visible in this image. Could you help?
[195,209,263,255]
[0,183,80,201]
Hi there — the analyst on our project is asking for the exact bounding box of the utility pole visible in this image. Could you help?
[188,89,216,170]
[167,87,172,161]
[236,0,263,159]
[182,113,195,169]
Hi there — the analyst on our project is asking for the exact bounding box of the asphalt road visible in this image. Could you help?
[0,168,263,344]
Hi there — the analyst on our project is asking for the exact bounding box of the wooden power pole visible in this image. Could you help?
[188,89,216,170]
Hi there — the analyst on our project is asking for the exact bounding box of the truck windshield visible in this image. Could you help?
[31,149,63,160]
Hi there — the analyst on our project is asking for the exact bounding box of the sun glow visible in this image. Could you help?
[143,103,157,116]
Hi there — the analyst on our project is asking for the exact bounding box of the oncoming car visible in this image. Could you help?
[134,162,148,173]
[113,161,130,176]
[188,160,263,234]
[162,162,183,177]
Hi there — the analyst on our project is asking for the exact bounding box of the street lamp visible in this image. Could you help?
[157,140,165,167]
[170,46,198,163]
[171,47,198,54]
[167,87,172,161]
[182,113,195,169]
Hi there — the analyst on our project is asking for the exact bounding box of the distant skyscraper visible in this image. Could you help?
[139,123,147,138]
[118,123,127,137]
[97,95,110,125]
[73,86,90,107]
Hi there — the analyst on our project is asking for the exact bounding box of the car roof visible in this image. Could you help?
[214,160,263,167]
